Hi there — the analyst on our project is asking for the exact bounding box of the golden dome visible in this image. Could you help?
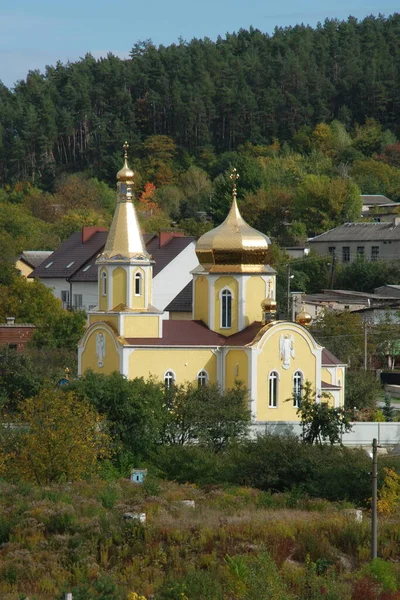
[117,141,134,183]
[196,169,270,273]
[296,304,312,327]
[261,297,277,311]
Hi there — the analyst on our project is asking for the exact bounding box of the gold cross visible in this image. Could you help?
[123,140,129,158]
[230,168,239,198]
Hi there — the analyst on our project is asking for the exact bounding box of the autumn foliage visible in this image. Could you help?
[0,389,112,484]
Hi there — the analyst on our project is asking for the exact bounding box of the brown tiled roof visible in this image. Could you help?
[322,348,346,366]
[31,231,108,279]
[321,380,342,390]
[165,282,192,312]
[124,320,262,347]
[30,231,195,282]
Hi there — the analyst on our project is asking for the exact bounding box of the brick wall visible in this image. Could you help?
[0,325,36,351]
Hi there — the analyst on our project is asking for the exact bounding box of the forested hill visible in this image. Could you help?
[0,14,400,187]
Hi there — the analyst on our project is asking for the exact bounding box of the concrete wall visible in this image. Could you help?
[309,240,400,263]
[41,279,98,311]
[250,421,400,446]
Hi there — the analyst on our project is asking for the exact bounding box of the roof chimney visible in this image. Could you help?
[394,217,400,227]
[6,317,15,325]
[82,226,108,244]
[159,229,185,248]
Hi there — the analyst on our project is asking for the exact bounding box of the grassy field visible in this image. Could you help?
[0,477,400,599]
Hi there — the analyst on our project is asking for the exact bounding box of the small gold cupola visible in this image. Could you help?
[261,281,277,324]
[98,142,150,262]
[296,303,312,327]
[195,168,270,273]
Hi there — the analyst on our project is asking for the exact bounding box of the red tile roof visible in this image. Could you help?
[322,348,346,365]
[321,380,342,390]
[124,320,262,347]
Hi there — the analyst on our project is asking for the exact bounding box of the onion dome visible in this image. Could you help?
[196,168,270,273]
[97,142,150,262]
[296,304,312,327]
[261,297,277,312]
[116,141,134,183]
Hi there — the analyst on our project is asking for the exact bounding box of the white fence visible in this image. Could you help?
[250,421,400,447]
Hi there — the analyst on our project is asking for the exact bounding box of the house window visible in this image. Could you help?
[73,294,83,310]
[135,272,142,296]
[8,344,17,351]
[293,371,303,408]
[61,290,70,309]
[197,370,208,387]
[164,371,175,389]
[357,246,365,257]
[342,247,350,262]
[221,289,232,329]
[328,247,336,256]
[268,371,278,408]
[371,246,379,261]
[101,271,107,296]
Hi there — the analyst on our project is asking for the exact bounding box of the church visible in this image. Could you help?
[78,146,345,423]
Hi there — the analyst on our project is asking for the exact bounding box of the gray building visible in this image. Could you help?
[308,219,400,263]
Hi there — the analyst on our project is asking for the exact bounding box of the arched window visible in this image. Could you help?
[164,371,175,389]
[197,370,208,387]
[268,371,278,408]
[293,371,303,408]
[135,272,142,296]
[221,289,232,329]
[101,271,107,296]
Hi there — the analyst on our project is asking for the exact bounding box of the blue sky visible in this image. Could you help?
[1,0,397,89]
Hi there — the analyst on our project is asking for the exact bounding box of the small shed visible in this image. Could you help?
[130,468,148,484]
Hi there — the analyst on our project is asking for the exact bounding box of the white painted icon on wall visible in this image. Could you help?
[279,334,295,369]
[96,332,106,367]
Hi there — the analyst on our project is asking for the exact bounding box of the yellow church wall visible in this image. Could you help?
[81,328,120,375]
[256,328,317,422]
[214,276,239,335]
[147,268,152,306]
[129,348,217,385]
[88,315,119,331]
[169,312,192,320]
[99,268,108,311]
[321,367,332,384]
[112,267,127,308]
[123,315,160,338]
[194,277,208,325]
[244,277,266,327]
[132,268,146,309]
[225,349,249,390]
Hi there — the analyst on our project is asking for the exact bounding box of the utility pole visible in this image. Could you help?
[364,322,368,371]
[371,437,378,560]
[329,250,336,289]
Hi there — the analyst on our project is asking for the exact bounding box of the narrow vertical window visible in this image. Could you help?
[269,371,278,408]
[135,272,142,296]
[164,371,175,389]
[221,289,232,329]
[293,371,303,408]
[197,370,208,387]
[101,271,107,296]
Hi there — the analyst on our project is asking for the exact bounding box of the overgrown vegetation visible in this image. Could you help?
[0,478,399,599]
